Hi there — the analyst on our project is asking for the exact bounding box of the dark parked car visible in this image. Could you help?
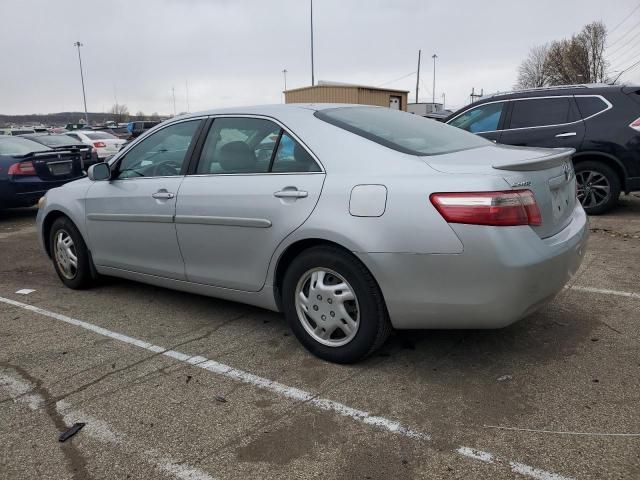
[127,120,160,139]
[22,133,99,167]
[0,136,84,209]
[446,84,640,214]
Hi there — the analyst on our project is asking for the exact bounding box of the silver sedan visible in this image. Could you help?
[36,105,588,363]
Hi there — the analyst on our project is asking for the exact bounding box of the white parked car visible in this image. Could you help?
[66,131,126,159]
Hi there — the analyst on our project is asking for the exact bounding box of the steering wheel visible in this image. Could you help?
[153,160,182,176]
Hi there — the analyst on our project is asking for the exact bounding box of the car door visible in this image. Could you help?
[85,119,203,279]
[498,96,585,149]
[446,101,507,143]
[175,116,325,292]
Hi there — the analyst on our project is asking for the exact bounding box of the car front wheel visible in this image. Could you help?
[282,246,391,363]
[50,216,95,289]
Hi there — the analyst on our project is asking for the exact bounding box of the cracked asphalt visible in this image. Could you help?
[1,195,639,480]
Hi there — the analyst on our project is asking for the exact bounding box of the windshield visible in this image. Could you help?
[85,132,117,140]
[0,137,52,155]
[315,106,490,155]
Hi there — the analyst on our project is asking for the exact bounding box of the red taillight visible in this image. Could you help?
[430,190,542,227]
[8,161,37,176]
[93,141,107,148]
[629,117,640,132]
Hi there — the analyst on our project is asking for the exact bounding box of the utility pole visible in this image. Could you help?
[415,50,421,103]
[172,86,177,116]
[310,0,315,86]
[442,92,446,109]
[73,41,89,125]
[470,87,483,104]
[185,80,190,112]
[432,54,438,104]
[282,69,288,103]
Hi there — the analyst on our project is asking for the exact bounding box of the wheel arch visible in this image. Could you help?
[272,238,376,312]
[572,151,629,193]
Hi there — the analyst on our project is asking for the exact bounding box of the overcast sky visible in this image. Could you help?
[2,0,639,116]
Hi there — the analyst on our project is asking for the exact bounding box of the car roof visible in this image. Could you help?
[175,103,378,121]
[479,83,633,102]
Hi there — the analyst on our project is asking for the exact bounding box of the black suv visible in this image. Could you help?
[446,84,640,214]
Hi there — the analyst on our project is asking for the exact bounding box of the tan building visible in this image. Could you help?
[284,83,409,111]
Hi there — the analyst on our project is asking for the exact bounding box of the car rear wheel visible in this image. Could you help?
[282,246,391,363]
[50,217,95,289]
[575,161,620,215]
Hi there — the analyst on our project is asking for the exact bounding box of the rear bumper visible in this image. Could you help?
[357,204,589,329]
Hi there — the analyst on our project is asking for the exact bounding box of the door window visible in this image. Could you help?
[196,118,320,174]
[509,97,572,129]
[448,102,505,133]
[116,120,200,179]
[197,118,280,174]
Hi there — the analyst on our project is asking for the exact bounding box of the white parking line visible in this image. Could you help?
[0,295,572,480]
[570,285,640,300]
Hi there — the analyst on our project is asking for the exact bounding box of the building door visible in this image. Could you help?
[389,96,401,110]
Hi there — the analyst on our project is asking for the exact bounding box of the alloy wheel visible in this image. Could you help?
[54,230,78,280]
[576,170,610,210]
[295,268,360,347]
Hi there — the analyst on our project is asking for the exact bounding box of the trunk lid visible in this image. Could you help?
[424,145,577,239]
[19,150,84,181]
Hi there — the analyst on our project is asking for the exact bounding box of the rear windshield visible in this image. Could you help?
[30,134,83,147]
[85,132,117,140]
[11,129,36,135]
[0,137,52,155]
[314,106,490,155]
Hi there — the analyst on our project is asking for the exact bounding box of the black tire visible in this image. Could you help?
[574,161,621,215]
[49,216,95,289]
[282,246,391,364]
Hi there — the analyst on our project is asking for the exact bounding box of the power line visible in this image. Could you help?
[611,57,640,82]
[608,1,640,35]
[606,28,640,58]
[607,17,640,48]
[608,46,640,71]
[377,71,417,87]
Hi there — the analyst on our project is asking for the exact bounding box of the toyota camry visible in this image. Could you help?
[36,104,588,363]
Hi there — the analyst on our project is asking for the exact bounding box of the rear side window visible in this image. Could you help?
[448,102,505,133]
[575,96,609,119]
[509,97,572,129]
[316,106,489,156]
[197,118,321,174]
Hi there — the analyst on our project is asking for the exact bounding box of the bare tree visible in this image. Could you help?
[149,112,161,121]
[515,44,550,89]
[109,103,130,123]
[135,110,146,120]
[545,21,608,85]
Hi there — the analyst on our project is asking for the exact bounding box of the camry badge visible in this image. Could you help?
[510,180,532,188]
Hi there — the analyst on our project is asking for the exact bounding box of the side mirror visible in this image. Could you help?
[87,162,111,181]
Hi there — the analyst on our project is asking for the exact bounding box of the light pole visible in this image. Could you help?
[432,54,438,104]
[282,69,288,103]
[74,41,89,125]
[310,0,315,86]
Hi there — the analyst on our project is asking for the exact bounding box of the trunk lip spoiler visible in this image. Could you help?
[492,147,575,171]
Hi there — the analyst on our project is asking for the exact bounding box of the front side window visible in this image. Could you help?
[448,102,505,133]
[116,120,200,179]
[509,97,572,129]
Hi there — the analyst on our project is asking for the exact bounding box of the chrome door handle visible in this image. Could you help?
[555,132,577,138]
[274,189,308,199]
[152,191,175,199]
